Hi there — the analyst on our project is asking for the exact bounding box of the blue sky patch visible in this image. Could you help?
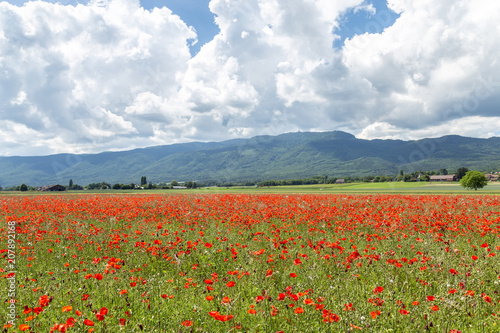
[334,0,400,48]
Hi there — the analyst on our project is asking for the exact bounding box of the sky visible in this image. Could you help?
[1,0,500,156]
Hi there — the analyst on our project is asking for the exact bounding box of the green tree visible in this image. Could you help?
[20,183,28,191]
[141,176,147,186]
[69,179,73,189]
[439,168,448,175]
[171,180,179,187]
[460,171,488,191]
[456,167,469,180]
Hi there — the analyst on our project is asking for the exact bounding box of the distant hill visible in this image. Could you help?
[1,131,500,187]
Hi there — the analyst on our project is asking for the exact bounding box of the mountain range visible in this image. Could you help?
[1,131,500,187]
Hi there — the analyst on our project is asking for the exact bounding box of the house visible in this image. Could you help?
[38,184,66,191]
[485,174,499,181]
[430,175,456,182]
[172,186,188,189]
[335,179,345,184]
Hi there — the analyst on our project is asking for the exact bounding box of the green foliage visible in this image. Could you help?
[460,171,488,191]
[87,182,111,190]
[141,176,147,186]
[456,167,469,180]
[20,183,28,191]
[170,180,179,187]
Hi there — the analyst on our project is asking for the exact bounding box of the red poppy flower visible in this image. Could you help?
[94,274,103,280]
[373,286,383,294]
[226,281,235,287]
[426,296,435,302]
[83,319,94,326]
[66,318,76,327]
[290,273,297,278]
[294,307,304,314]
[181,320,193,326]
[119,318,126,326]
[399,309,409,315]
[33,307,44,315]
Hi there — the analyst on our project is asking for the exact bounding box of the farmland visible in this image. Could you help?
[1,193,500,332]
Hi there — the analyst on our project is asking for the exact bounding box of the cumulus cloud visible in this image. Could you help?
[1,0,500,156]
[0,0,196,155]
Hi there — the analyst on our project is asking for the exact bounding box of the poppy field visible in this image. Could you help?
[1,193,500,332]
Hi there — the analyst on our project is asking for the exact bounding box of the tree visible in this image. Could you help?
[456,167,469,180]
[171,180,179,187]
[439,168,448,175]
[69,179,73,189]
[460,171,488,191]
[20,183,28,191]
[141,176,147,186]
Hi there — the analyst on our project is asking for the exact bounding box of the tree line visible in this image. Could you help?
[0,167,495,191]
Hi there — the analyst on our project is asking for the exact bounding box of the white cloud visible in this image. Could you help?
[1,0,500,156]
[0,0,195,155]
[357,116,500,141]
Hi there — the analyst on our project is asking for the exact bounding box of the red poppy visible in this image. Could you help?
[290,273,297,278]
[399,309,409,315]
[426,296,435,302]
[119,318,126,326]
[294,307,304,314]
[33,307,44,315]
[181,320,193,326]
[226,281,235,287]
[370,310,380,319]
[83,319,94,326]
[66,318,76,327]
[373,286,383,294]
